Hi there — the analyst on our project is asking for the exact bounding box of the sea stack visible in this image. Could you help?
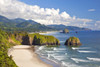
[65,37,82,47]
[63,29,69,33]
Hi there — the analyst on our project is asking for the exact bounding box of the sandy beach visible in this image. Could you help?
[8,45,52,67]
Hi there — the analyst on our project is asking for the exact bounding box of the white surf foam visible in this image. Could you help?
[61,61,81,67]
[55,51,63,52]
[53,55,66,61]
[48,54,51,58]
[38,46,44,50]
[46,56,58,64]
[42,56,59,64]
[87,57,100,62]
[78,50,96,53]
[46,51,55,53]
[65,53,67,55]
[54,57,65,61]
[71,58,90,63]
[61,61,68,67]
[53,48,57,50]
[72,47,91,50]
[53,48,66,51]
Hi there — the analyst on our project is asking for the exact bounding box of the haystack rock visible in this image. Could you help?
[63,29,69,33]
[65,37,82,47]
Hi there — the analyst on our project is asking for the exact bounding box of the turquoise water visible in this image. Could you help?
[35,31,100,67]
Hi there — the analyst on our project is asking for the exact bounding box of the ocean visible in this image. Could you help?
[35,31,100,67]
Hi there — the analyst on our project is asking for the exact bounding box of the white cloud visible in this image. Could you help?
[91,21,100,30]
[0,0,94,29]
[88,9,96,12]
[96,21,100,23]
[60,11,71,19]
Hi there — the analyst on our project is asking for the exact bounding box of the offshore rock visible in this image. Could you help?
[65,37,82,47]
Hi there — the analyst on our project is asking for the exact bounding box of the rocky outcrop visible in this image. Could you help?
[9,32,60,46]
[31,34,60,46]
[63,29,69,33]
[65,37,82,47]
[21,35,30,45]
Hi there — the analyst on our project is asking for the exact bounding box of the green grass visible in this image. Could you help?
[69,37,79,42]
[0,29,18,67]
[29,33,60,46]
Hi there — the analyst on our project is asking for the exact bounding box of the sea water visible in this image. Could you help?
[35,31,100,67]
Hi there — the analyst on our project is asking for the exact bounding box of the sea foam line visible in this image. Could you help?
[72,47,91,50]
[61,61,81,67]
[71,58,90,63]
[53,48,66,51]
[38,46,45,50]
[78,50,96,53]
[46,51,55,53]
[87,57,100,62]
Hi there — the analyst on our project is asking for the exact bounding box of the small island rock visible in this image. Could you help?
[63,29,69,33]
[64,37,82,47]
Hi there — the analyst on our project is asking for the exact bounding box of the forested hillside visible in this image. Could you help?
[0,15,56,32]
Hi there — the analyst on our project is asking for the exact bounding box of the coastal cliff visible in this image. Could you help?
[30,33,60,46]
[9,32,60,46]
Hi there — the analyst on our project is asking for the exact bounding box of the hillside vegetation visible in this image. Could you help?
[10,32,60,46]
[29,33,60,46]
[0,29,60,66]
[0,15,56,32]
[0,29,17,67]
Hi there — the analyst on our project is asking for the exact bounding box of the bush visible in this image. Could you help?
[0,29,17,67]
[29,33,60,46]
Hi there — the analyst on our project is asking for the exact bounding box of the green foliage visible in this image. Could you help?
[10,34,21,45]
[0,44,17,67]
[0,29,17,67]
[65,37,81,47]
[46,45,59,47]
[0,15,56,32]
[29,33,60,46]
[69,37,79,42]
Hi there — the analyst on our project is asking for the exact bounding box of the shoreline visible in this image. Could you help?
[8,45,52,67]
[38,55,61,67]
[34,46,61,67]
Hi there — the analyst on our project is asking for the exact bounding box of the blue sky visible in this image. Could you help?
[20,0,100,20]
[0,0,100,30]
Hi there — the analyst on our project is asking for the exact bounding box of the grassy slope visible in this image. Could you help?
[0,29,18,67]
[29,33,60,46]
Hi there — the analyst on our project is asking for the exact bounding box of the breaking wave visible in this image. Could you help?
[71,58,90,63]
[87,57,100,62]
[78,50,96,53]
[72,47,91,50]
